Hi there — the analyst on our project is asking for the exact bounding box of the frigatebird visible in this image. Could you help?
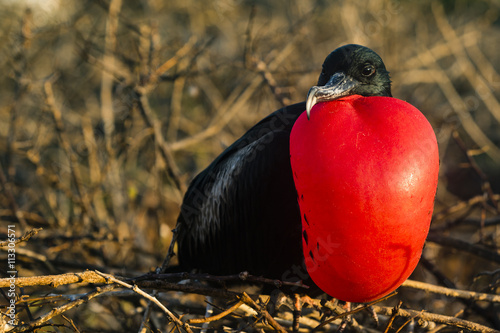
[174,44,392,289]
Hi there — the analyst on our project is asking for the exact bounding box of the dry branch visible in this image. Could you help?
[145,271,310,290]
[417,48,500,163]
[0,228,42,248]
[135,91,186,194]
[169,40,298,152]
[0,271,109,288]
[427,233,500,264]
[432,2,500,126]
[371,305,500,333]
[43,79,98,224]
[8,285,118,333]
[432,194,500,223]
[3,270,500,332]
[186,300,243,324]
[95,271,194,333]
[452,130,499,210]
[238,292,288,333]
[0,165,28,230]
[312,292,397,331]
[402,279,500,303]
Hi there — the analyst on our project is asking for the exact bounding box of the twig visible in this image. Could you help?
[43,79,98,225]
[0,209,47,226]
[432,2,500,126]
[24,149,77,226]
[159,227,178,273]
[150,36,197,85]
[418,256,497,324]
[254,58,291,107]
[238,292,287,333]
[144,271,310,290]
[166,58,188,142]
[371,305,500,333]
[169,40,298,152]
[135,279,243,300]
[95,271,194,333]
[420,256,457,289]
[404,29,478,69]
[452,130,498,210]
[0,228,42,248]
[466,40,500,92]
[0,161,28,229]
[137,296,153,333]
[426,233,500,264]
[312,292,397,332]
[243,5,256,68]
[9,284,118,332]
[427,309,465,333]
[61,314,81,333]
[401,279,500,303]
[135,90,186,194]
[432,194,500,223]
[80,116,111,226]
[383,301,402,333]
[394,310,424,333]
[186,300,243,324]
[418,47,500,163]
[0,270,243,299]
[16,290,138,305]
[168,71,262,151]
[4,8,31,231]
[0,271,110,288]
[100,0,126,225]
[431,213,500,232]
[292,293,301,332]
[474,268,500,280]
[100,0,123,144]
[274,315,325,331]
[6,247,57,273]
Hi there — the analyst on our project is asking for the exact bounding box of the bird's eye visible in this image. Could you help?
[361,64,376,77]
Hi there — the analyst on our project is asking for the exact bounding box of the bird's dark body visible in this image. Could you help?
[174,44,392,288]
[176,102,306,280]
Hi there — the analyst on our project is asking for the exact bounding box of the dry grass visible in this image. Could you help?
[0,0,499,331]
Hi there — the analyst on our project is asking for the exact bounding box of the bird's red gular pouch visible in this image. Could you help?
[290,95,439,303]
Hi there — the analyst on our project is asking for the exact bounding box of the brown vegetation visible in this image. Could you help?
[0,0,499,331]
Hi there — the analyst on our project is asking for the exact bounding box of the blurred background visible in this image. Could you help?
[0,0,499,331]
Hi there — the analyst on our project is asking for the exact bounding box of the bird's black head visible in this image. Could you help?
[306,44,392,118]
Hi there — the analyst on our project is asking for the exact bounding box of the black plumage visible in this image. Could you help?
[174,44,392,284]
[176,103,304,279]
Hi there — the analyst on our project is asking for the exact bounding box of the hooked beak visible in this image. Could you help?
[306,72,360,119]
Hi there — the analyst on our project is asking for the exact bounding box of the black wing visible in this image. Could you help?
[176,102,306,279]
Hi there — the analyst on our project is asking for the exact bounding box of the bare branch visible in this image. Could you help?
[402,279,500,303]
[371,305,500,333]
[95,271,194,333]
[10,285,118,332]
[0,228,42,248]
